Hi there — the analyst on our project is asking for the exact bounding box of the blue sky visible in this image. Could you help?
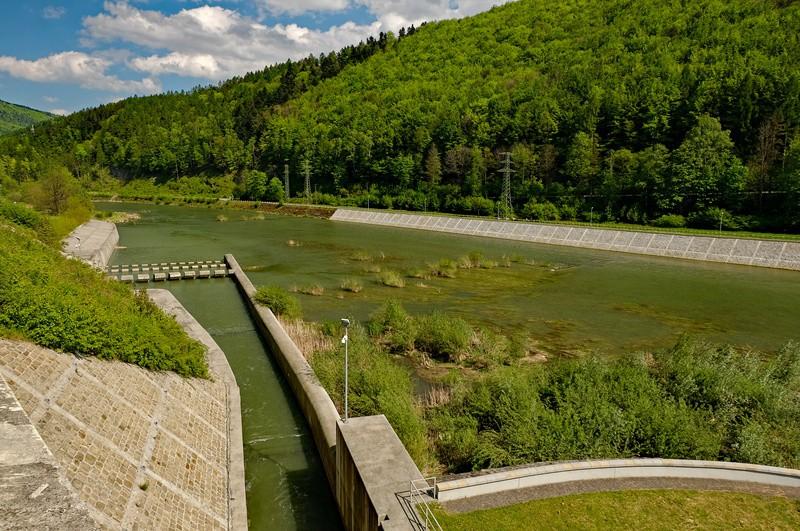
[0,1,505,115]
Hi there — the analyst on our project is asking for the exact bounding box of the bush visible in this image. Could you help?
[651,214,687,228]
[415,312,473,362]
[254,285,302,319]
[687,207,740,230]
[521,200,560,221]
[368,300,417,352]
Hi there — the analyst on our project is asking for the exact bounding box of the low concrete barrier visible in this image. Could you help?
[435,458,800,502]
[336,416,424,531]
[224,254,340,490]
[62,220,119,269]
[331,209,800,271]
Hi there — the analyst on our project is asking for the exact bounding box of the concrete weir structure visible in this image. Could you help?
[62,220,119,269]
[331,209,800,271]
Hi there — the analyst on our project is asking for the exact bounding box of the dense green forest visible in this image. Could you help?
[2,0,800,231]
[0,100,52,135]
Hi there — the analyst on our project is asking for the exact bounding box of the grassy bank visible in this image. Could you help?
[259,291,800,475]
[433,490,800,530]
[0,199,208,377]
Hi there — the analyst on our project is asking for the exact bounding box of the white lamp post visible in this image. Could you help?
[341,318,350,422]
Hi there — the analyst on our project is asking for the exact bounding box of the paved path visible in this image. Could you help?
[442,476,800,514]
[62,219,118,269]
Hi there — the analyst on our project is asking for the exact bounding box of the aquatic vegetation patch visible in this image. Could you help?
[378,270,406,288]
[254,285,302,320]
[298,284,325,296]
[340,278,363,293]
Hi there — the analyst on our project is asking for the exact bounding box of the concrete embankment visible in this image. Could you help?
[331,209,800,271]
[62,219,119,269]
[0,294,246,531]
[436,458,800,509]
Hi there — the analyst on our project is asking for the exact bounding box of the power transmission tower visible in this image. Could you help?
[283,162,290,199]
[498,152,514,218]
[302,158,312,203]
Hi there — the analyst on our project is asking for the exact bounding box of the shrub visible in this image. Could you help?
[368,300,416,352]
[429,258,458,278]
[378,270,405,288]
[254,285,302,319]
[651,214,687,228]
[521,200,560,221]
[687,207,740,230]
[415,312,473,362]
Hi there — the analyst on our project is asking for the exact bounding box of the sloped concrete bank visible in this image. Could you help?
[331,209,800,271]
[62,219,119,269]
[0,297,247,530]
[436,458,800,505]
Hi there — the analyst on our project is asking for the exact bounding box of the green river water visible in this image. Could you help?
[101,202,800,528]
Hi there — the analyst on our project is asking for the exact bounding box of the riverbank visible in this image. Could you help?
[332,209,800,271]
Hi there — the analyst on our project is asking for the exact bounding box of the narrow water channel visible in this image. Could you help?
[106,263,341,525]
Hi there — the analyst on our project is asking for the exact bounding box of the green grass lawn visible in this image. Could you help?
[433,490,800,530]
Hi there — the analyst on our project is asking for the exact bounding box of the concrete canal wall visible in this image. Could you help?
[331,209,800,271]
[225,254,423,530]
[436,458,800,503]
[0,292,246,530]
[62,220,119,269]
[225,254,340,489]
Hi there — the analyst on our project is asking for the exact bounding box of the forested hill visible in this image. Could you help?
[3,0,800,230]
[0,100,53,135]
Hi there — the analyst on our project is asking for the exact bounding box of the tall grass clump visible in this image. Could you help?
[0,212,207,377]
[254,285,302,319]
[340,278,363,293]
[378,270,405,287]
[429,258,458,278]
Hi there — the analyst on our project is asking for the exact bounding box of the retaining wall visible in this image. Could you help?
[224,254,340,489]
[435,458,800,502]
[62,219,119,269]
[331,209,800,271]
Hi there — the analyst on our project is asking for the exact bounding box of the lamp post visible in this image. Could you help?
[341,318,350,422]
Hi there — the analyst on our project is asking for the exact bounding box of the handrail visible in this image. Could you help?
[410,477,443,531]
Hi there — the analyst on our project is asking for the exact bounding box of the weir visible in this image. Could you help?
[106,260,233,282]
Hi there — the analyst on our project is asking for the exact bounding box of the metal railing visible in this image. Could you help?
[410,477,443,531]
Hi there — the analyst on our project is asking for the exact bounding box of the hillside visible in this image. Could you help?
[0,99,53,135]
[1,0,800,230]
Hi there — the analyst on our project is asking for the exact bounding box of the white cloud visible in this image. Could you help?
[44,96,59,103]
[256,0,349,16]
[84,2,381,79]
[0,51,161,94]
[42,6,67,20]
[49,108,69,116]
